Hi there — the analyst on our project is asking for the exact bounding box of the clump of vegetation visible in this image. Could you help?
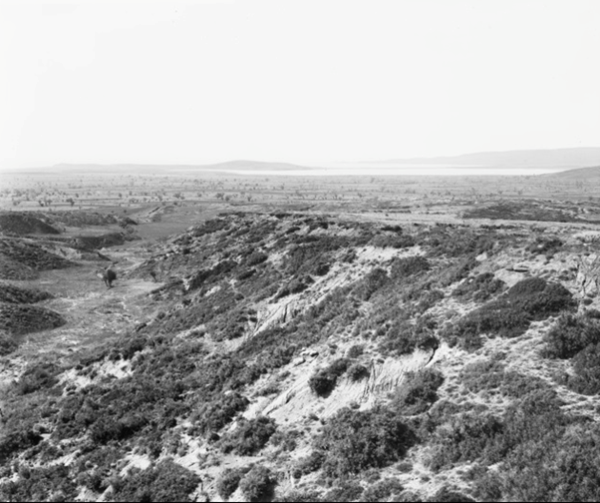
[0,304,66,335]
[346,343,364,359]
[292,451,325,479]
[0,464,77,502]
[360,478,404,502]
[309,358,350,397]
[355,268,390,301]
[443,277,575,350]
[543,312,600,359]
[526,235,563,257]
[275,275,314,299]
[245,251,268,266]
[314,406,415,478]
[111,459,200,502]
[461,357,550,399]
[193,392,249,435]
[0,331,17,356]
[323,481,364,502]
[452,272,505,302]
[238,465,275,502]
[0,283,53,304]
[16,362,61,395]
[376,315,438,357]
[463,202,580,223]
[216,467,244,500]
[390,255,430,280]
[430,486,476,503]
[370,233,415,249]
[392,368,444,415]
[220,416,277,455]
[565,343,600,395]
[424,387,600,501]
[347,362,369,382]
[270,428,301,452]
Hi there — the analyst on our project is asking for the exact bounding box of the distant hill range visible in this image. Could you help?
[45,160,314,174]
[10,148,600,175]
[370,148,600,169]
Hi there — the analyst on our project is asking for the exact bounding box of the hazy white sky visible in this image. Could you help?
[1,0,599,169]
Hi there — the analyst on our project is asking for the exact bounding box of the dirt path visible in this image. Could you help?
[0,239,165,418]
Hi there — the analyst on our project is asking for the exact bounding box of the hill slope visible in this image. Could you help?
[1,212,600,501]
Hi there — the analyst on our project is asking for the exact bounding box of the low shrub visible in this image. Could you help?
[309,358,350,397]
[566,342,600,395]
[392,368,444,415]
[346,344,364,359]
[461,359,551,399]
[0,331,17,356]
[16,362,61,395]
[429,486,476,503]
[452,272,505,302]
[216,468,243,500]
[193,392,249,435]
[111,459,200,502]
[443,277,575,350]
[270,428,301,452]
[356,268,389,301]
[526,236,563,257]
[370,234,415,249]
[0,429,43,465]
[322,481,364,502]
[0,464,77,502]
[390,256,430,280]
[220,416,277,455]
[239,465,275,502]
[347,363,369,382]
[543,312,600,359]
[293,451,325,479]
[361,478,404,502]
[279,489,323,502]
[245,251,268,267]
[314,406,415,478]
[275,275,314,299]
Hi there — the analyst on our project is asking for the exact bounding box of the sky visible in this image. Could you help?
[1,0,599,169]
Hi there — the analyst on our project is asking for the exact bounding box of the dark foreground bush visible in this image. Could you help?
[111,459,200,502]
[425,387,600,501]
[314,406,415,478]
[239,465,275,502]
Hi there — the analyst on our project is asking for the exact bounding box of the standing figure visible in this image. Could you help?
[98,264,117,288]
